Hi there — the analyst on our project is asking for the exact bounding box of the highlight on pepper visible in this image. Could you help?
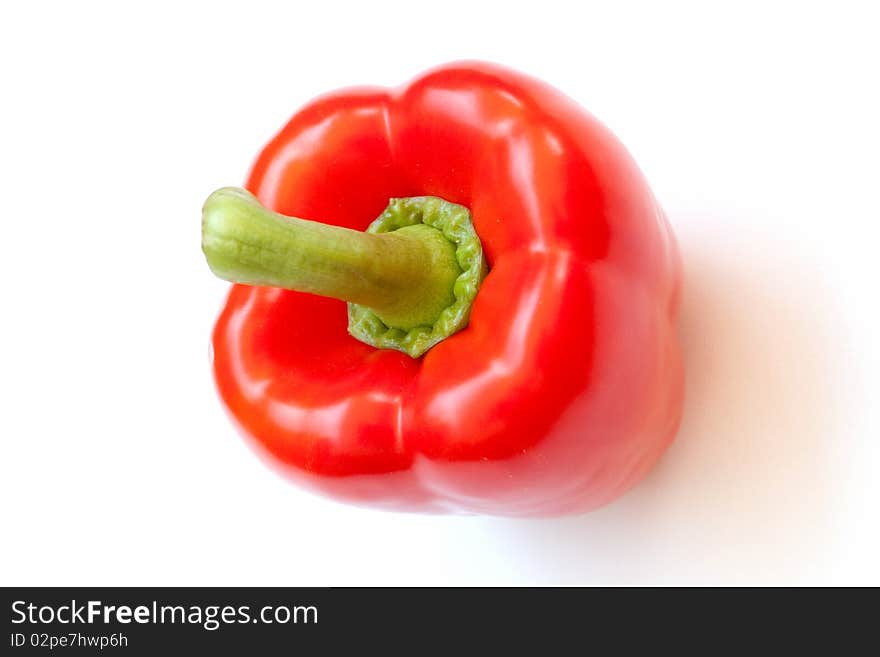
[202,61,684,516]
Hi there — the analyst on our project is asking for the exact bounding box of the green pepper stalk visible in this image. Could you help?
[202,187,487,357]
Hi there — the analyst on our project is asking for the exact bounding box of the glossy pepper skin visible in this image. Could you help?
[212,62,683,516]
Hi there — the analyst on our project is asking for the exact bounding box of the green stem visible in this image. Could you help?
[202,188,486,356]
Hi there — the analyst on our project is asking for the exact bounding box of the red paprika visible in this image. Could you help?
[202,62,684,515]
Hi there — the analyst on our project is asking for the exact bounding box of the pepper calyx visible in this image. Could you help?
[348,196,487,358]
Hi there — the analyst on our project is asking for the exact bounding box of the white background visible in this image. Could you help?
[2,1,878,586]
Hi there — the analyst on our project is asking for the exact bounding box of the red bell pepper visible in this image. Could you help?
[201,62,684,516]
